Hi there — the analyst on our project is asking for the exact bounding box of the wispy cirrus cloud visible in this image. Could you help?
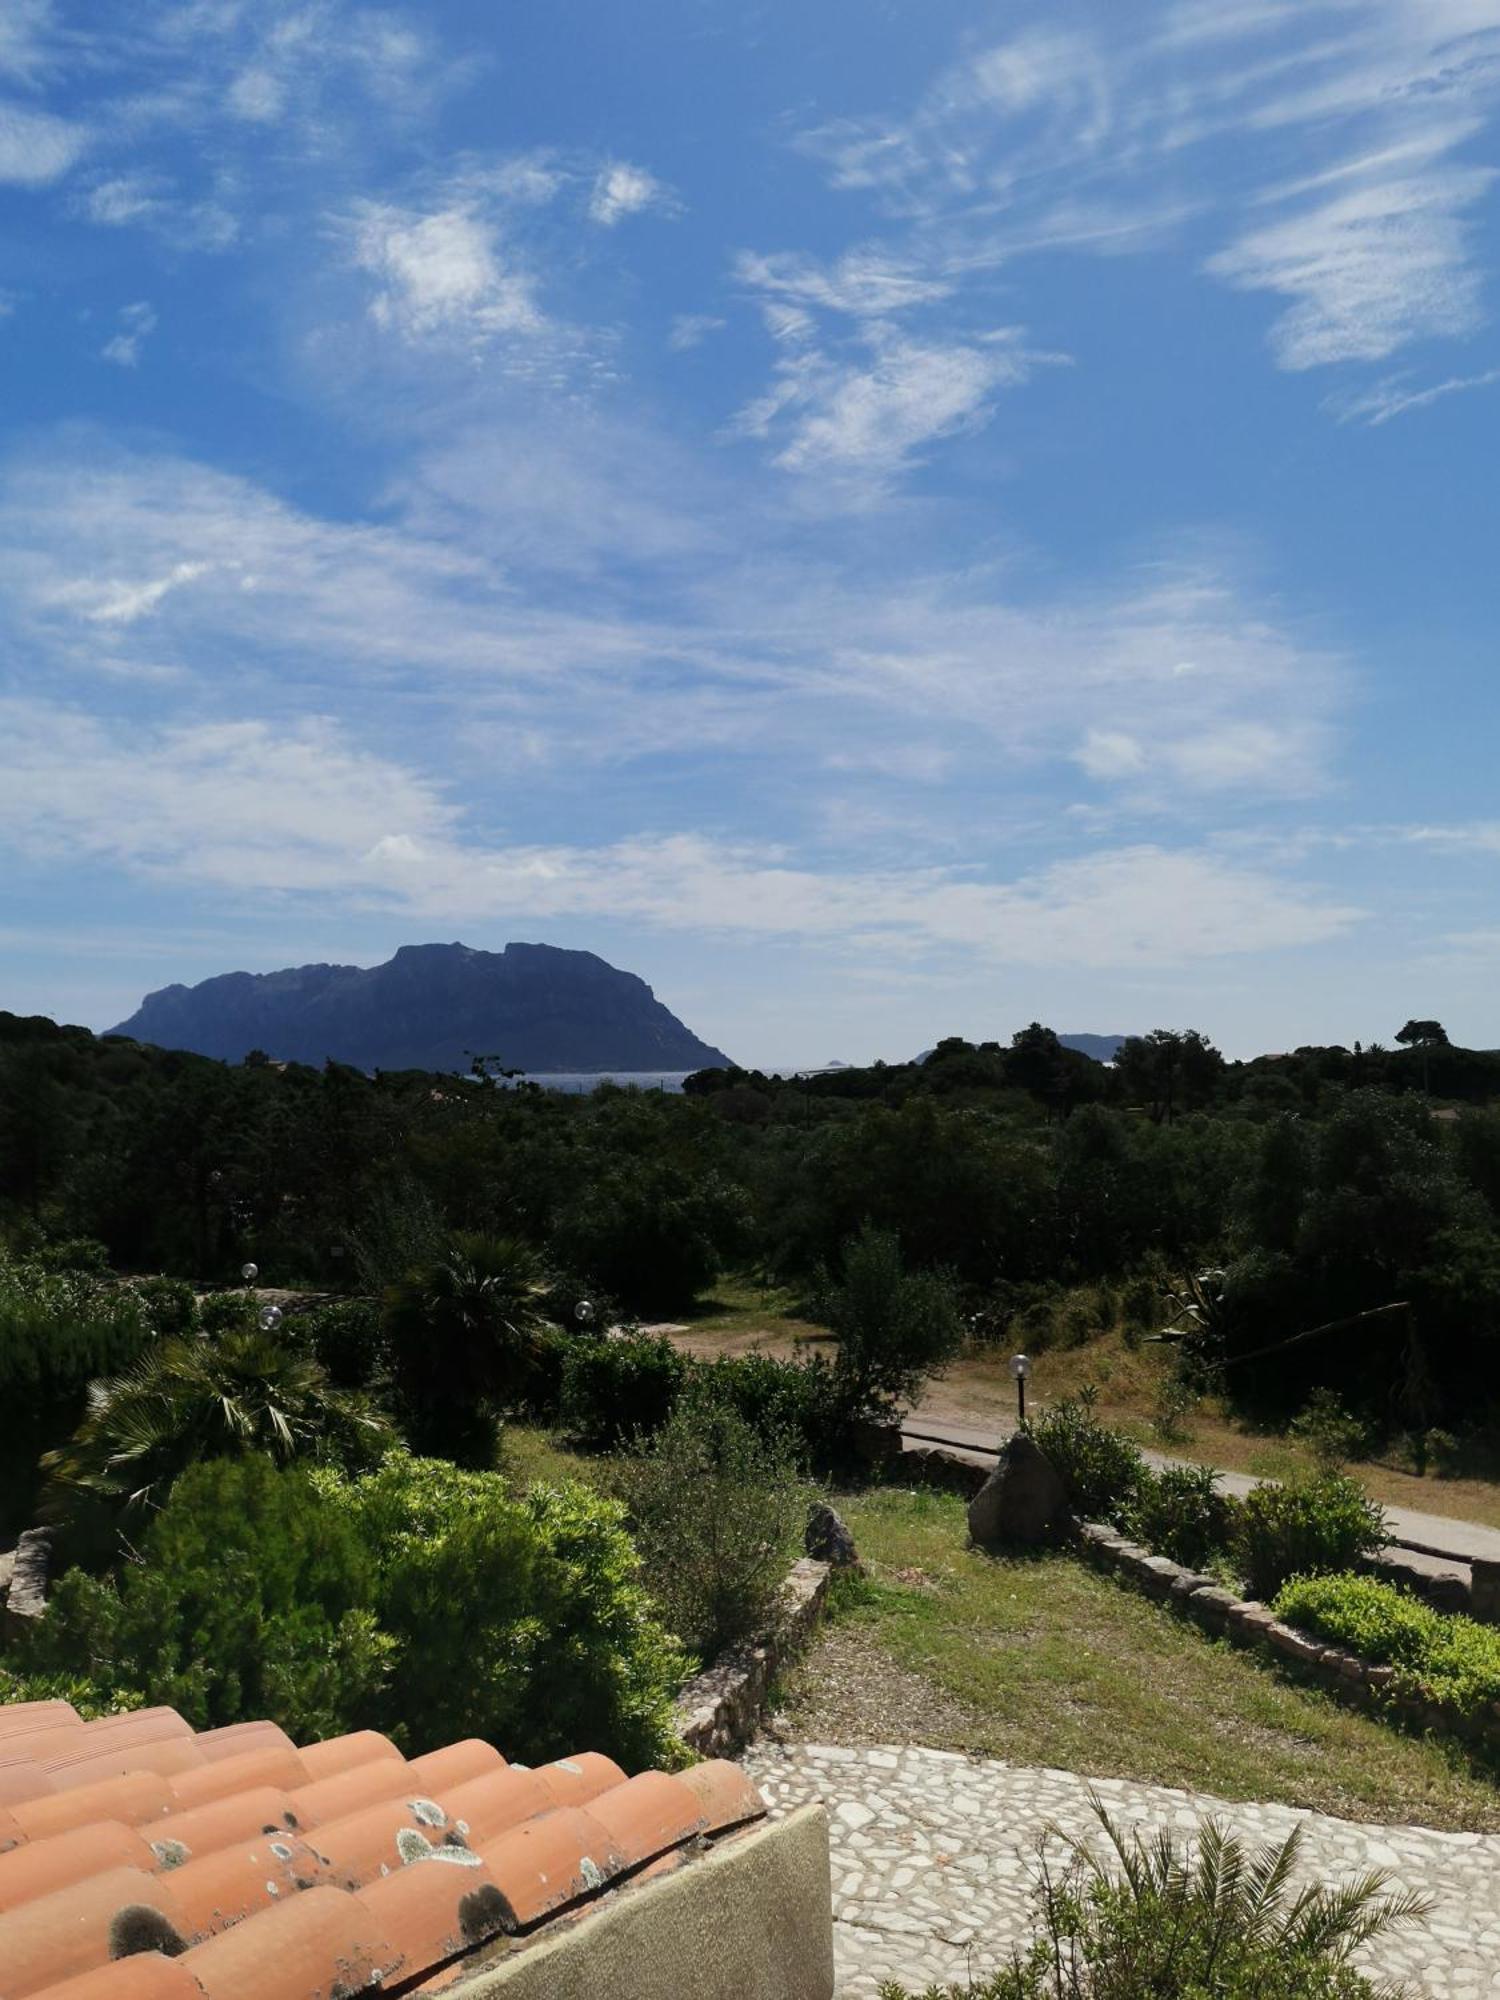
[99,300,157,367]
[769,0,1500,425]
[0,433,1344,809]
[0,695,1359,968]
[733,323,1051,484]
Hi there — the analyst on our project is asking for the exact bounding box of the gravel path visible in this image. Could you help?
[740,1742,1500,1998]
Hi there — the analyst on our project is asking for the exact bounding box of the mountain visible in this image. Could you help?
[1058,1034,1128,1063]
[107,942,733,1075]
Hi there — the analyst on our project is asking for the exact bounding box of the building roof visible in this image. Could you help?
[0,1698,767,1999]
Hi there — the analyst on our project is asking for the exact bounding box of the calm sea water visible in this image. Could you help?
[503,1071,695,1094]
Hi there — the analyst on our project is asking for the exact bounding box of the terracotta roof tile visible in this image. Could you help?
[0,1699,766,2000]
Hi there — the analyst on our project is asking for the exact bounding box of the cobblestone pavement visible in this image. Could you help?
[740,1742,1500,1997]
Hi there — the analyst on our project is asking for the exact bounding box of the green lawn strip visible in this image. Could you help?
[827,1485,1500,1832]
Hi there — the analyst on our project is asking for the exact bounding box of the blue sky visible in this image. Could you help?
[2,0,1498,1066]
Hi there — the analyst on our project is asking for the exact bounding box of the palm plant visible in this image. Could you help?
[382,1233,555,1465]
[879,1800,1430,1999]
[40,1329,389,1527]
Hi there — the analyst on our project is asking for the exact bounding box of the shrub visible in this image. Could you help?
[1120,1275,1159,1333]
[694,1351,841,1465]
[297,1298,386,1389]
[559,1332,687,1450]
[1025,1389,1145,1525]
[1126,1463,1236,1571]
[16,1452,690,1771]
[553,1166,751,1317]
[17,1457,393,1741]
[1234,1473,1388,1601]
[0,1262,153,1538]
[198,1291,259,1338]
[816,1225,965,1431]
[874,1801,1427,1999]
[1274,1571,1500,1719]
[131,1276,199,1339]
[322,1452,687,1769]
[1289,1388,1370,1473]
[1150,1372,1198,1446]
[613,1396,806,1660]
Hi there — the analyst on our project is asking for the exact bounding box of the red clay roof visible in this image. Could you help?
[0,1698,766,1999]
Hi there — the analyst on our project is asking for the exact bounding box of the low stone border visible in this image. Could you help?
[676,1556,832,1758]
[1071,1520,1499,1751]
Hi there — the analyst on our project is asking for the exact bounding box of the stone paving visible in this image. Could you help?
[740,1742,1500,1997]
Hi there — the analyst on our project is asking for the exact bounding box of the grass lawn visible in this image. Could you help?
[504,1422,1500,1831]
[780,1482,1500,1832]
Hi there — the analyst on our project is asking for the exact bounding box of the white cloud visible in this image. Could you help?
[100,301,158,368]
[737,327,1051,482]
[0,0,56,87]
[788,2,1500,396]
[348,201,542,344]
[1207,155,1497,368]
[1077,730,1148,779]
[669,314,725,351]
[225,66,284,122]
[1328,363,1500,424]
[0,438,1343,804]
[0,101,87,184]
[0,696,1359,967]
[735,248,952,318]
[588,161,674,226]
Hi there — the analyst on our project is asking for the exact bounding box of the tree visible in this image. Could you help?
[382,1233,554,1465]
[1004,1024,1104,1119]
[1396,1019,1450,1096]
[1113,1029,1225,1124]
[817,1224,964,1431]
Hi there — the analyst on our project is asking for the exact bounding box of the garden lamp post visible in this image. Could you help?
[259,1304,283,1333]
[241,1261,258,1287]
[575,1299,596,1329]
[1010,1352,1031,1427]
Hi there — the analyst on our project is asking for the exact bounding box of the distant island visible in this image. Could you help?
[107,941,733,1075]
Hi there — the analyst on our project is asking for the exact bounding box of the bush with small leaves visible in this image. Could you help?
[130,1276,199,1339]
[197,1290,259,1338]
[1234,1473,1388,1601]
[559,1330,688,1449]
[1275,1570,1500,1721]
[16,1456,393,1742]
[320,1451,688,1768]
[1024,1388,1146,1526]
[613,1393,807,1660]
[297,1298,386,1390]
[1289,1389,1370,1473]
[1127,1462,1237,1571]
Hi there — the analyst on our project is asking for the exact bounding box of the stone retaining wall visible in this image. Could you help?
[675,1557,832,1758]
[1072,1520,1497,1749]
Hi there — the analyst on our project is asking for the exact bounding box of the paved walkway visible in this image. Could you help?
[901,1413,1500,1569]
[741,1742,1500,1998]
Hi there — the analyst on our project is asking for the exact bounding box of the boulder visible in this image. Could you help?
[967,1434,1069,1548]
[805,1503,859,1570]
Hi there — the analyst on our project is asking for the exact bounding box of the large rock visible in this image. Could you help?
[967,1434,1069,1548]
[805,1503,859,1570]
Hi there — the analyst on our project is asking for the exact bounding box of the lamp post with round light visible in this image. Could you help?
[575,1299,596,1331]
[1010,1352,1032,1427]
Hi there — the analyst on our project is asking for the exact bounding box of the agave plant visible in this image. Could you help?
[381,1233,555,1465]
[40,1328,390,1525]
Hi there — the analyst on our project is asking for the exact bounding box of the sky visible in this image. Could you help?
[2,0,1499,1068]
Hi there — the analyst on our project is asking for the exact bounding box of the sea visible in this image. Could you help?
[503,1071,696,1094]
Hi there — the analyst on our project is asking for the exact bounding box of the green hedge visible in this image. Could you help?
[1274,1571,1500,1719]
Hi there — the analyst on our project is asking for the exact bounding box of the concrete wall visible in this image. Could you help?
[446,1804,835,2000]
